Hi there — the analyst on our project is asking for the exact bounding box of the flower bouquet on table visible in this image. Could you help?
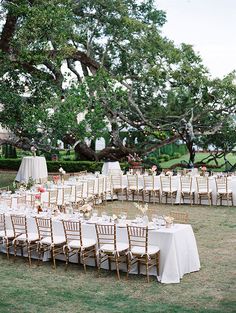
[134,202,149,225]
[35,194,43,213]
[53,175,60,184]
[200,166,207,176]
[30,146,37,157]
[163,215,174,228]
[150,165,157,175]
[80,203,93,219]
[127,153,142,167]
[59,167,67,182]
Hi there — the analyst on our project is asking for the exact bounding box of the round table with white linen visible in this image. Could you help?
[15,156,48,183]
[102,161,121,175]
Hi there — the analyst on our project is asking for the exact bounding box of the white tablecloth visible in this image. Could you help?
[16,156,48,183]
[2,213,200,284]
[102,161,121,175]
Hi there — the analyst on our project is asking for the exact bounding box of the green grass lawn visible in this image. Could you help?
[159,152,236,170]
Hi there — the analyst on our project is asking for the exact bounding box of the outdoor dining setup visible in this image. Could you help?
[0,166,235,283]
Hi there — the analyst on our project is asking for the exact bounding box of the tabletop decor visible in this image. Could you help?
[59,167,66,182]
[35,194,43,213]
[53,175,60,184]
[30,146,37,157]
[200,166,207,176]
[163,215,174,228]
[80,203,93,218]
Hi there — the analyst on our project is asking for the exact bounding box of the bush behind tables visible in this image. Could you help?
[0,159,128,173]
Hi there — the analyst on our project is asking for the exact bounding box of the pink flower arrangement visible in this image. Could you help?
[201,166,207,172]
[35,194,41,200]
[127,153,142,163]
[151,165,157,172]
[53,175,59,183]
[38,186,45,193]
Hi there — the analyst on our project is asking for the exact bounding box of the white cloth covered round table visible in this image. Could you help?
[15,156,48,183]
[102,161,121,175]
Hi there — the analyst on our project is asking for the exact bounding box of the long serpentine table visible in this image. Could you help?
[2,212,200,284]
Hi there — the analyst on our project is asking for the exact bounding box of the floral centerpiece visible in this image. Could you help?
[35,194,42,213]
[200,166,207,176]
[30,146,37,157]
[53,175,60,184]
[80,203,93,218]
[150,165,157,175]
[163,215,174,228]
[59,167,66,182]
[134,202,149,215]
[127,153,142,166]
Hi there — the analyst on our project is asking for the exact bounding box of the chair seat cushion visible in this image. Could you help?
[100,242,128,253]
[131,245,160,256]
[40,236,65,246]
[16,233,39,242]
[0,229,14,238]
[198,189,212,193]
[68,238,96,249]
[182,188,194,193]
[162,188,177,193]
[218,189,232,194]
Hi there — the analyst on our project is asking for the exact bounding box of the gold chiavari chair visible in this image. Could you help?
[62,186,72,206]
[142,175,160,203]
[0,213,14,259]
[11,215,39,265]
[15,195,27,209]
[0,194,12,208]
[180,176,194,205]
[215,177,233,206]
[95,176,105,204]
[44,189,58,208]
[35,217,65,268]
[196,177,213,205]
[62,220,97,272]
[104,176,113,201]
[169,211,189,224]
[110,174,126,201]
[86,180,96,204]
[127,225,160,283]
[0,186,10,193]
[160,176,177,205]
[95,224,128,280]
[75,184,85,206]
[127,175,143,202]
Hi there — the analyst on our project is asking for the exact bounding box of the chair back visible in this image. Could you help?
[0,213,6,236]
[35,217,52,240]
[215,177,228,193]
[169,211,189,224]
[196,177,209,192]
[160,176,172,191]
[62,186,72,205]
[127,175,138,189]
[143,175,154,190]
[127,225,148,254]
[87,180,95,197]
[48,189,58,207]
[0,195,12,208]
[62,220,82,246]
[95,224,116,251]
[98,177,105,195]
[111,174,123,189]
[16,195,26,208]
[104,176,112,192]
[180,176,192,192]
[0,186,10,193]
[11,215,27,237]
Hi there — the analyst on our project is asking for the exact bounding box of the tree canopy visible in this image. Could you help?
[0,0,235,162]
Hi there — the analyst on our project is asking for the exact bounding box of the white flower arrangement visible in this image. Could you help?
[134,202,149,215]
[163,215,174,224]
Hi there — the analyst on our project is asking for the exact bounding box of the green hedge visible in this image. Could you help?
[0,159,128,173]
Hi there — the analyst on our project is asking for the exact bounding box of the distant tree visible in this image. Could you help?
[0,0,235,162]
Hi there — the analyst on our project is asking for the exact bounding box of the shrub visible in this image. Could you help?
[159,154,170,162]
[172,152,181,159]
[0,159,128,173]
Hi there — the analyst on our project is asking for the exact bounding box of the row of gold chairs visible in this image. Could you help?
[0,214,160,282]
[110,174,234,206]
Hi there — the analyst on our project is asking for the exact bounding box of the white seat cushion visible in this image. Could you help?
[16,233,39,242]
[100,242,128,253]
[0,229,14,238]
[131,245,160,256]
[162,188,177,192]
[68,238,96,249]
[40,236,65,246]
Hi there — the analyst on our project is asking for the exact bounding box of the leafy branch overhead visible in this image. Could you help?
[0,0,235,162]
